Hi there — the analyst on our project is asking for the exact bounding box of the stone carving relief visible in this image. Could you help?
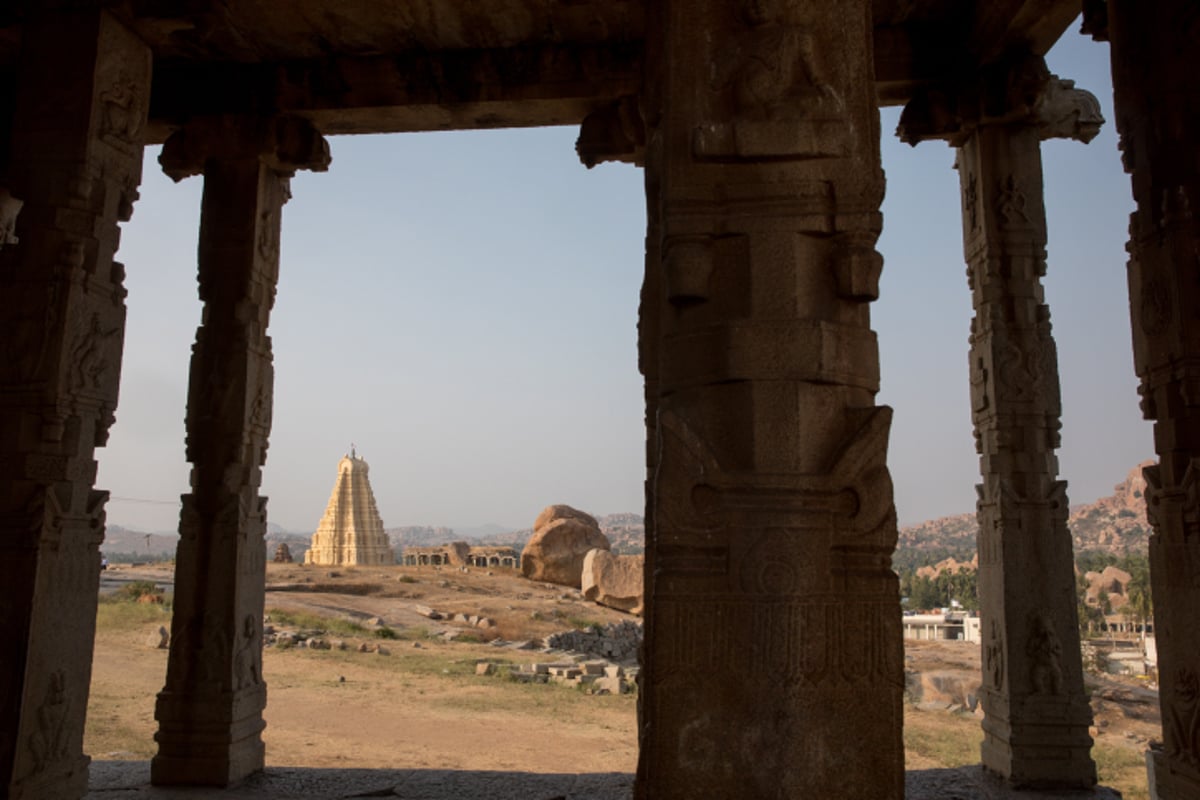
[985,619,1005,691]
[969,352,989,414]
[0,188,23,250]
[720,1,840,120]
[234,614,262,690]
[1138,266,1173,338]
[693,0,846,160]
[1168,667,1200,764]
[27,670,69,774]
[1035,78,1104,143]
[996,176,1030,228]
[1027,611,1065,695]
[963,170,979,232]
[69,312,121,393]
[198,611,231,690]
[99,70,144,145]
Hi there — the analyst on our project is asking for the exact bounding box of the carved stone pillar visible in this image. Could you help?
[636,2,902,797]
[1107,4,1200,797]
[151,116,328,786]
[0,12,148,800]
[900,56,1103,789]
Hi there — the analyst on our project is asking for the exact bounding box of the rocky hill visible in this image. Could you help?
[897,462,1153,565]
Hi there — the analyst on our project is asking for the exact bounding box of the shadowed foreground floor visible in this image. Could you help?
[87,762,1126,799]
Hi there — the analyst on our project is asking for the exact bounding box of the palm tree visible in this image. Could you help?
[1126,563,1153,652]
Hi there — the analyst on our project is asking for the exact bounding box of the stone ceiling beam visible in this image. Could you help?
[146,41,643,141]
[967,0,1081,65]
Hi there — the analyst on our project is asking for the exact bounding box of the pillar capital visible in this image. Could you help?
[575,95,645,168]
[897,53,1103,146]
[159,115,331,181]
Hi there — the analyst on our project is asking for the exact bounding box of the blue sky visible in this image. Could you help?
[99,25,1148,534]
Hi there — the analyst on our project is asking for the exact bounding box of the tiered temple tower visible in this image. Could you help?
[304,450,394,566]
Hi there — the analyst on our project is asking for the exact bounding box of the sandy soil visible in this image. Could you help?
[88,563,1159,797]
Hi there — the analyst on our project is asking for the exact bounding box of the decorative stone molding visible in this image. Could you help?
[152,114,329,787]
[0,11,150,799]
[637,2,901,797]
[576,95,644,168]
[897,54,1104,148]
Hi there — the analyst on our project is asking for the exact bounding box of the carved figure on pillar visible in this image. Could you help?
[151,115,329,787]
[0,11,150,800]
[899,53,1100,789]
[637,2,902,798]
[1109,3,1200,796]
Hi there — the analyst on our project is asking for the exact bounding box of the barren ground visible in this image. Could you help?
[88,563,1157,799]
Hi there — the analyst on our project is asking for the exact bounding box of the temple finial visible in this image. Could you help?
[351,442,356,459]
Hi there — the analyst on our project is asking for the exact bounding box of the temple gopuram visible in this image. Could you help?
[303,450,395,567]
[0,2,1196,799]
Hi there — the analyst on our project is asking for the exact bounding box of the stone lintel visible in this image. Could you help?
[145,41,644,141]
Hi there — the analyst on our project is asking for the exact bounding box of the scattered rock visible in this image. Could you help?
[145,626,169,649]
[376,645,391,656]
[476,662,496,676]
[476,617,495,629]
[521,505,610,588]
[414,604,442,620]
[581,549,644,615]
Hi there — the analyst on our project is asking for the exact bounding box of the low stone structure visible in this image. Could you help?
[580,549,643,615]
[545,620,642,664]
[304,450,394,566]
[521,505,609,588]
[402,543,518,568]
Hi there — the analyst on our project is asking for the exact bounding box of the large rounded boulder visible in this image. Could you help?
[521,505,610,588]
[581,548,644,616]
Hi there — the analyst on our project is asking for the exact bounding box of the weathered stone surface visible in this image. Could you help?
[580,549,643,616]
[636,2,903,797]
[304,452,394,566]
[272,543,294,563]
[0,12,151,800]
[152,115,329,789]
[1109,5,1200,797]
[521,506,609,588]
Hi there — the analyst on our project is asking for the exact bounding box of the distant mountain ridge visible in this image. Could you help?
[897,462,1153,560]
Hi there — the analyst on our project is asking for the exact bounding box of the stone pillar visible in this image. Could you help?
[636,2,902,798]
[151,116,328,786]
[1107,4,1200,797]
[958,86,1098,792]
[0,12,149,799]
[900,55,1104,790]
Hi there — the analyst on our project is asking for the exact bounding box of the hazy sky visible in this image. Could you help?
[99,26,1148,534]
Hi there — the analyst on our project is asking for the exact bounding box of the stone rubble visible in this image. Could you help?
[544,620,642,663]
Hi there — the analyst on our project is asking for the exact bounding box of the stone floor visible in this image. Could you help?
[87,762,1127,799]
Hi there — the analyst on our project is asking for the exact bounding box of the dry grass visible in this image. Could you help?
[87,570,1155,797]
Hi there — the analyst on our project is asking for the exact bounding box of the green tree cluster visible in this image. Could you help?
[899,568,978,612]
